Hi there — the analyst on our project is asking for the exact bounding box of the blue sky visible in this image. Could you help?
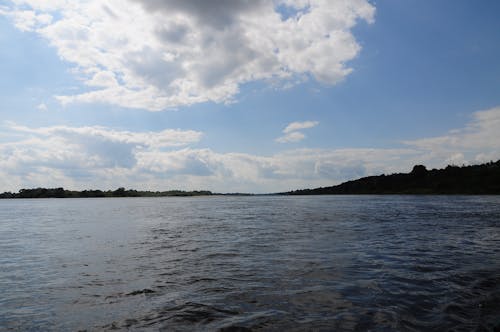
[0,0,499,193]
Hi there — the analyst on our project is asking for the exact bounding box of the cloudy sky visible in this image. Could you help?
[1,0,499,193]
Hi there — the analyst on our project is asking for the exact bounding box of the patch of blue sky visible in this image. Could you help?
[274,2,310,21]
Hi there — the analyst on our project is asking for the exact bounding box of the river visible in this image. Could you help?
[1,195,499,331]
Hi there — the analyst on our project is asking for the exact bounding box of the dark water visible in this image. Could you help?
[1,196,499,331]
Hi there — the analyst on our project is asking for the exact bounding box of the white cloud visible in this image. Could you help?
[276,131,305,143]
[1,0,375,111]
[8,124,202,148]
[404,106,500,166]
[276,120,318,143]
[0,122,415,192]
[117,146,417,193]
[0,125,435,193]
[6,9,52,31]
[86,71,118,88]
[1,107,500,193]
[283,120,319,133]
[0,123,202,174]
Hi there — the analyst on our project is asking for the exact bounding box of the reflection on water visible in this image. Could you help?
[0,196,499,331]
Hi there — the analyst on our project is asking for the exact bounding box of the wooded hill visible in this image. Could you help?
[286,160,500,195]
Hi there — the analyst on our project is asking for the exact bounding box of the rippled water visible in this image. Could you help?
[1,195,499,331]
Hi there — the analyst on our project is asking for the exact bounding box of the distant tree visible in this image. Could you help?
[113,187,126,197]
[411,165,427,177]
[53,187,66,198]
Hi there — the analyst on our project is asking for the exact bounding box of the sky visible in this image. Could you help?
[0,0,499,193]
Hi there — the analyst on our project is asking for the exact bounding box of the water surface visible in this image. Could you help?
[1,196,499,331]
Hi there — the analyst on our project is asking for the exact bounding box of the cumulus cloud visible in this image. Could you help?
[1,107,500,193]
[0,121,415,192]
[0,123,202,176]
[276,120,318,143]
[1,0,375,110]
[404,106,500,165]
[119,146,417,192]
[4,9,53,31]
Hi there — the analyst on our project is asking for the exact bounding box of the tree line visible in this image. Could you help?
[286,160,500,195]
[0,187,212,199]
